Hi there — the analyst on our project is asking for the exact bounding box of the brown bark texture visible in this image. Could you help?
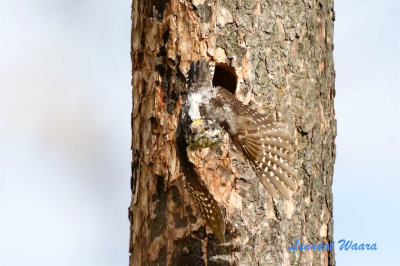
[130,0,336,265]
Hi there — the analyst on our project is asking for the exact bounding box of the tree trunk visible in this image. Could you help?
[129,0,336,265]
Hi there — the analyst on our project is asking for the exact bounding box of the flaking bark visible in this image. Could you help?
[130,0,336,265]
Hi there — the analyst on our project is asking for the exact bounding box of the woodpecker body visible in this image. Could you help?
[176,61,297,243]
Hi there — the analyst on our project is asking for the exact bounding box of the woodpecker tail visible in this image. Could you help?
[188,61,214,89]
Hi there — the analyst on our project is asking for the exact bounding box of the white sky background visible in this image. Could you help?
[0,0,399,265]
[333,1,399,265]
[0,1,132,265]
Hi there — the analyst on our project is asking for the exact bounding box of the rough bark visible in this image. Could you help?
[130,0,336,265]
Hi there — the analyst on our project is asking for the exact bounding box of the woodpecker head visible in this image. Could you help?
[186,119,224,151]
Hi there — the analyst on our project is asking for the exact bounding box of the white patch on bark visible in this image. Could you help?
[284,200,294,219]
[192,0,206,7]
[319,224,327,238]
[215,47,228,62]
[216,7,233,28]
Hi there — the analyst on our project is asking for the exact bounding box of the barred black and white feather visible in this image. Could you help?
[176,61,297,243]
[205,87,298,200]
[176,89,226,243]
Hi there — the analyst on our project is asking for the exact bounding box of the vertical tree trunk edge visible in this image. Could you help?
[130,0,336,265]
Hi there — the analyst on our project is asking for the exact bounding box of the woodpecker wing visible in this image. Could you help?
[209,87,298,199]
[177,92,226,243]
[185,171,226,242]
[234,110,298,200]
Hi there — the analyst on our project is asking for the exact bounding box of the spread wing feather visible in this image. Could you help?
[234,114,298,200]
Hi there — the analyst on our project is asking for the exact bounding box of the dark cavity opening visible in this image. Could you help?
[212,63,237,94]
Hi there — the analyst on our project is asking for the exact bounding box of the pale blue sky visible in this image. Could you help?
[0,0,399,265]
[333,1,399,265]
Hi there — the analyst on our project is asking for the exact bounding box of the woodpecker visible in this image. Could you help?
[176,61,297,243]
